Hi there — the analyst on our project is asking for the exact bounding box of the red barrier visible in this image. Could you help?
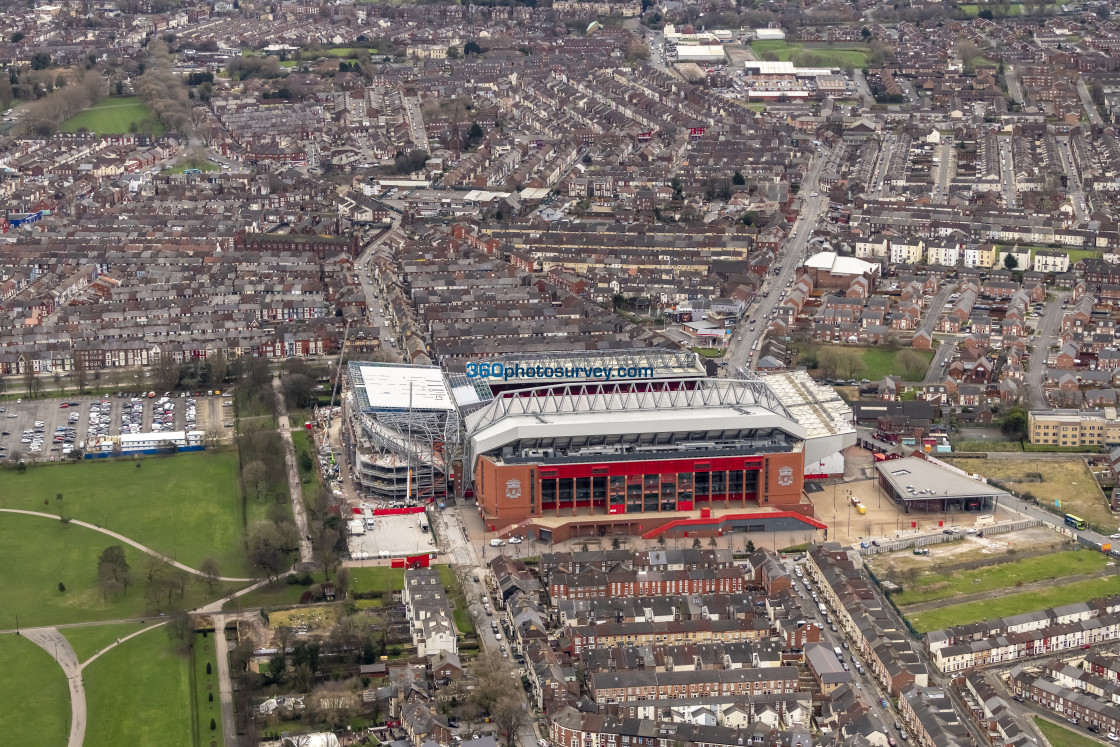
[391,559,405,568]
[405,553,431,568]
[373,507,426,516]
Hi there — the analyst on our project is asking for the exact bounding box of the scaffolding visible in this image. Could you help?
[346,361,461,502]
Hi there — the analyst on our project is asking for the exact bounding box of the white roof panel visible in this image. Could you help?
[349,361,455,412]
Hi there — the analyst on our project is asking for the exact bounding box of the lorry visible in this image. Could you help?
[418,514,429,532]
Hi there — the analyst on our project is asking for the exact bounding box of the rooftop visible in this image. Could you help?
[348,361,455,413]
[877,457,1012,502]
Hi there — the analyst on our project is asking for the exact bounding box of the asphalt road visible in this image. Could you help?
[998,134,1017,209]
[22,627,85,747]
[1056,137,1089,224]
[918,283,957,338]
[870,136,897,199]
[1077,77,1104,127]
[1029,292,1068,409]
[923,340,956,384]
[725,151,829,371]
[782,557,898,734]
[933,137,953,203]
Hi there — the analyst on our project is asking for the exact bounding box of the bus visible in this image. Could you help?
[1066,514,1088,530]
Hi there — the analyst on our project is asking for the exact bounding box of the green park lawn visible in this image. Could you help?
[1033,717,1100,747]
[192,632,225,747]
[83,627,192,747]
[750,40,868,68]
[350,566,406,595]
[959,3,1022,15]
[222,572,324,611]
[907,573,1120,633]
[0,451,255,576]
[63,621,150,664]
[892,550,1108,607]
[60,96,164,136]
[800,345,934,381]
[0,635,70,746]
[0,514,238,627]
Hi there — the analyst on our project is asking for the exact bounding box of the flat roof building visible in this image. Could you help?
[876,456,1010,513]
[1029,408,1120,447]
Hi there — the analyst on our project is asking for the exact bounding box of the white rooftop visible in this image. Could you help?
[349,361,455,412]
[745,60,796,75]
[805,251,878,277]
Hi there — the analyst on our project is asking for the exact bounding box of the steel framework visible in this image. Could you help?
[465,377,795,435]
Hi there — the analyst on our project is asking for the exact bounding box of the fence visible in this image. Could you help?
[857,518,1041,555]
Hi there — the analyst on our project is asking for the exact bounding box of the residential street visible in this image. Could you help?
[1029,293,1068,409]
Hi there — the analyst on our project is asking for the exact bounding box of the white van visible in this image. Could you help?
[490,538,505,547]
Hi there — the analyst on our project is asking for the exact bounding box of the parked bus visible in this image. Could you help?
[1066,514,1088,530]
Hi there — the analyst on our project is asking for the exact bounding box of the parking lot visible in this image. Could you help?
[346,513,436,560]
[0,392,224,463]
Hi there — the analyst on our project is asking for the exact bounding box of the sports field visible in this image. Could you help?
[83,627,192,747]
[944,456,1114,531]
[60,96,164,136]
[800,344,934,381]
[0,635,70,746]
[750,40,869,68]
[0,451,254,575]
[0,514,237,627]
[908,573,1120,633]
[892,550,1108,607]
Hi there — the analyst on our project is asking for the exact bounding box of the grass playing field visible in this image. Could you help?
[892,550,1107,607]
[0,451,255,576]
[0,514,238,627]
[83,627,192,747]
[908,573,1120,633]
[799,345,934,381]
[0,635,70,746]
[60,96,164,136]
[750,40,868,68]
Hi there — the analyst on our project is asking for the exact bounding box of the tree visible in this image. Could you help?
[200,556,220,592]
[611,537,621,550]
[1001,406,1029,441]
[97,545,132,599]
[464,41,483,58]
[167,610,194,652]
[245,520,289,580]
[242,460,270,503]
[468,122,484,143]
[58,581,66,592]
[336,566,351,599]
[732,171,746,186]
[692,537,701,549]
[208,352,228,388]
[1004,253,1019,270]
[896,350,928,380]
[958,41,980,71]
[492,694,528,747]
[153,348,180,393]
[746,540,755,553]
[447,45,461,59]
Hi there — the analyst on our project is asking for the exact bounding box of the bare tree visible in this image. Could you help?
[492,695,528,747]
[200,556,220,592]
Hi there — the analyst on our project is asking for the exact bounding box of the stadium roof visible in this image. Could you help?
[474,348,707,385]
[759,370,855,441]
[465,379,805,476]
[348,361,455,413]
[877,457,1012,502]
